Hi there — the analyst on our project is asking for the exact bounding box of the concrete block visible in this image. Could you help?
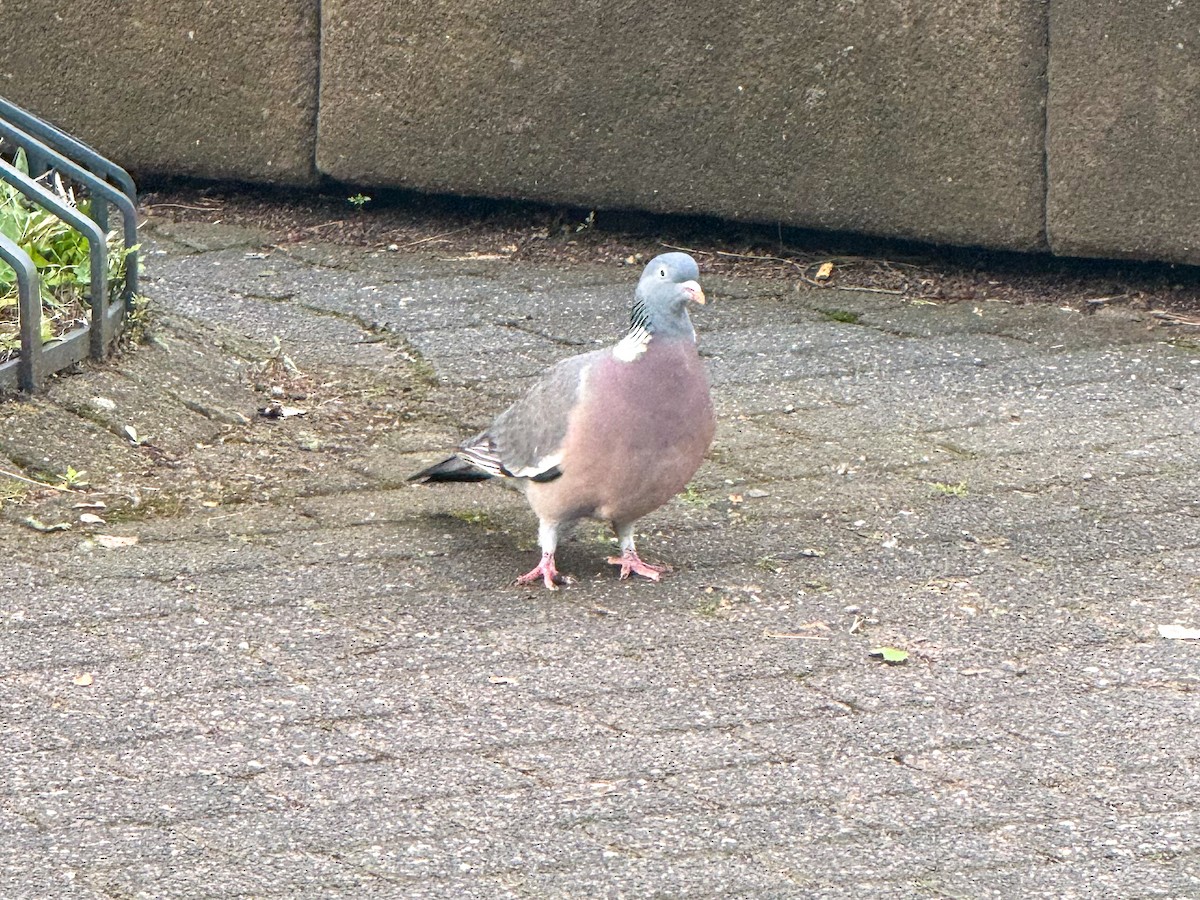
[319,0,1048,251]
[1048,0,1200,264]
[0,1,318,184]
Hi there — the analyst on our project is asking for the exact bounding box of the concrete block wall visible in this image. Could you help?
[1048,0,1200,265]
[1,1,1198,265]
[0,0,319,184]
[318,0,1048,253]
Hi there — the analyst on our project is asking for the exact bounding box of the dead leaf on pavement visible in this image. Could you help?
[1158,624,1200,640]
[95,534,139,549]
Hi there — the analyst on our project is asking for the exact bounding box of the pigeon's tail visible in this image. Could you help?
[408,454,494,484]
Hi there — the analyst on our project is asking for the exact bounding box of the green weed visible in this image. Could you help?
[931,480,969,497]
[448,508,495,528]
[0,148,137,359]
[57,466,88,489]
[817,308,862,325]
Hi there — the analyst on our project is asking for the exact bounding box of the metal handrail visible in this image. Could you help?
[0,95,140,394]
[0,156,108,384]
[0,233,40,393]
[0,95,136,234]
[0,118,139,301]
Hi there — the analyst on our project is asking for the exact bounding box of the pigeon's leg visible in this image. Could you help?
[607,522,671,581]
[516,521,574,590]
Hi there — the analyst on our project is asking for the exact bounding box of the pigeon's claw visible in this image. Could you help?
[607,550,671,582]
[516,552,573,590]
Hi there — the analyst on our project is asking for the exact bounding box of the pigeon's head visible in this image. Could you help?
[632,252,705,339]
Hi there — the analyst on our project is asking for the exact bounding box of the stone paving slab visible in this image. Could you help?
[1,217,1199,898]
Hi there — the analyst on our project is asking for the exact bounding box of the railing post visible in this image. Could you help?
[0,94,138,395]
[0,234,40,393]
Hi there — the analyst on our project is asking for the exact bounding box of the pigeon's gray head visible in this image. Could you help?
[630,252,705,340]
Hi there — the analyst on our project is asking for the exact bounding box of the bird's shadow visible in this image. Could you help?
[423,511,616,587]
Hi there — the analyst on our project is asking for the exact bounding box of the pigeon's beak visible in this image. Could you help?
[680,280,706,305]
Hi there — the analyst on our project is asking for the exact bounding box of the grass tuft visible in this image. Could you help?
[1,148,139,363]
[817,308,862,325]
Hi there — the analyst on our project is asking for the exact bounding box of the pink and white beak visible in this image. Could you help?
[680,280,706,305]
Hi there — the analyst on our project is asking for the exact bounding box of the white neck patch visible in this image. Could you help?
[613,326,651,363]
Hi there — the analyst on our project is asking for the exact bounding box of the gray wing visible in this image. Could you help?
[458,349,600,481]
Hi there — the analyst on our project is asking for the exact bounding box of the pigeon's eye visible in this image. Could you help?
[658,267,667,278]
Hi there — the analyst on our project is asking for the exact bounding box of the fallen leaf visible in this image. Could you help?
[22,517,71,533]
[870,646,910,664]
[95,534,139,549]
[72,500,107,510]
[72,673,94,686]
[79,513,105,525]
[1158,624,1200,640]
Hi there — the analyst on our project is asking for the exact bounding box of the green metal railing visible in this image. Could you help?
[0,95,138,394]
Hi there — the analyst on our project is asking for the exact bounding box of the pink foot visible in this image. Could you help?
[515,552,574,590]
[606,550,672,582]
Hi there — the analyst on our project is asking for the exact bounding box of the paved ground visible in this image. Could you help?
[1,207,1199,899]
